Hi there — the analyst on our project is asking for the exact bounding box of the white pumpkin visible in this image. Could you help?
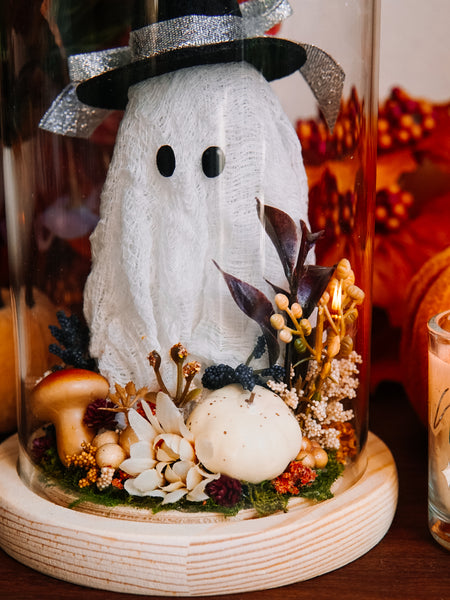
[187,384,302,484]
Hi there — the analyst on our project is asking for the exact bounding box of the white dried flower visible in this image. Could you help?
[119,393,219,504]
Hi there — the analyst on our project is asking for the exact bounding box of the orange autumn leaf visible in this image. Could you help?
[376,149,417,190]
[415,103,450,170]
[373,192,450,327]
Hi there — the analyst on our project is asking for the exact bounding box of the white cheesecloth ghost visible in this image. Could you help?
[83,62,309,389]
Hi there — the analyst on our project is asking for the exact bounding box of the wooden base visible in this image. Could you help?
[0,432,397,596]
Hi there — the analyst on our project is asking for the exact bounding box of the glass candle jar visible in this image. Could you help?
[1,0,379,519]
[428,310,450,550]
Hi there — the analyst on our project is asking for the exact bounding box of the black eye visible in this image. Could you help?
[202,146,225,178]
[156,145,176,177]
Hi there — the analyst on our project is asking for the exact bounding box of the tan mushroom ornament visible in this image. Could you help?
[187,384,302,484]
[30,368,109,466]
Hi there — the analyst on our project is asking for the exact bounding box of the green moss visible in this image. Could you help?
[298,453,345,502]
[36,446,344,517]
[245,481,289,516]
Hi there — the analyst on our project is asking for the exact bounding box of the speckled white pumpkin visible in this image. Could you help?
[187,384,302,483]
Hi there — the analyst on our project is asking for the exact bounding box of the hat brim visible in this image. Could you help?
[76,37,307,110]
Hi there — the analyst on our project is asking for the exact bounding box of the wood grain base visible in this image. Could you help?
[0,432,397,596]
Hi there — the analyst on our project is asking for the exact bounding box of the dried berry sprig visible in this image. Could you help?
[49,310,97,371]
[268,257,364,413]
[65,441,99,488]
[148,345,202,407]
[245,335,267,365]
[202,362,285,392]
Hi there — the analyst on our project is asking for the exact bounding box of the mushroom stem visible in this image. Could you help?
[30,368,110,467]
[52,410,96,466]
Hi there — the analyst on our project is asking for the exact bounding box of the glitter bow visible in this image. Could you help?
[40,0,344,138]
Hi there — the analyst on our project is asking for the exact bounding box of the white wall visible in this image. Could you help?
[271,0,449,121]
[379,0,450,101]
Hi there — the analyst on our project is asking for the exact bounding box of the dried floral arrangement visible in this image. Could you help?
[30,203,364,518]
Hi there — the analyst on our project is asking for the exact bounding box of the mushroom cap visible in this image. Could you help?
[30,368,109,421]
[96,443,126,469]
[187,384,302,483]
[92,430,119,448]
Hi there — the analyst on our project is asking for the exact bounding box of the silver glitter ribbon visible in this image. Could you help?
[40,0,344,137]
[131,15,245,59]
[40,48,131,138]
[300,44,344,132]
[240,0,292,37]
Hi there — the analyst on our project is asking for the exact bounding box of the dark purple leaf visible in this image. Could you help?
[264,279,290,298]
[293,221,324,289]
[297,264,335,318]
[213,261,279,364]
[256,199,298,282]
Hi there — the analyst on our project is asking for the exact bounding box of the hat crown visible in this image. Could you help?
[157,0,242,22]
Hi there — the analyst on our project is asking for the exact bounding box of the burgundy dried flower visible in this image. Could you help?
[83,398,117,430]
[31,428,55,462]
[206,474,242,507]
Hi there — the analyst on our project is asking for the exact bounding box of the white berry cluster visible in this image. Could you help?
[297,351,361,450]
[267,380,304,410]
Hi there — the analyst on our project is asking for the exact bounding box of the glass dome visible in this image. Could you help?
[1,0,378,521]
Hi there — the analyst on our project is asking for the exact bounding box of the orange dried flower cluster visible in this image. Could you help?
[272,461,317,495]
[65,441,99,488]
[65,441,97,468]
[78,467,99,488]
[111,469,130,490]
[325,422,358,463]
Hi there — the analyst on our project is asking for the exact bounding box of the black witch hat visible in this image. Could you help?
[40,0,344,137]
[77,0,309,110]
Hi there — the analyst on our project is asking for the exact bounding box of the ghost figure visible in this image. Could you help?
[40,0,344,390]
[83,62,309,388]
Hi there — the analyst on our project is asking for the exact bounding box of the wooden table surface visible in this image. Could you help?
[0,383,448,599]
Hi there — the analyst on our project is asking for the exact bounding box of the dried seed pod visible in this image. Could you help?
[279,328,293,344]
[345,308,359,324]
[335,258,351,280]
[312,447,328,469]
[92,430,119,448]
[300,437,312,453]
[327,333,341,358]
[342,271,355,290]
[290,303,303,319]
[294,337,307,355]
[339,335,354,357]
[170,343,188,364]
[298,452,315,469]
[95,443,126,469]
[300,319,312,336]
[320,361,332,380]
[275,293,289,310]
[327,278,339,298]
[347,284,365,304]
[319,291,330,306]
[270,313,285,330]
